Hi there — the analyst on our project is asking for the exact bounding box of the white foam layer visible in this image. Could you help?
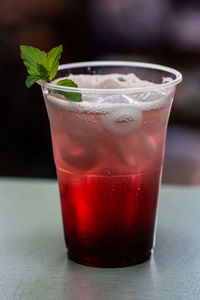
[67,73,157,89]
[44,73,174,113]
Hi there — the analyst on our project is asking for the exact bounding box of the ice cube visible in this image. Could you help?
[132,88,174,111]
[138,132,156,159]
[115,132,156,167]
[61,111,102,145]
[60,145,99,170]
[101,105,143,136]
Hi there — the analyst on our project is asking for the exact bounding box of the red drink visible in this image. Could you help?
[57,169,161,267]
[41,62,182,267]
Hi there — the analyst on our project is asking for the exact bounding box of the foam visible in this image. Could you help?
[67,73,156,89]
[44,74,174,113]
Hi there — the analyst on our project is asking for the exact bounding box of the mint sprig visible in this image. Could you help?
[20,45,82,102]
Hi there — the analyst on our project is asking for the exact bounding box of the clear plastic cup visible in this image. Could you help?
[38,61,182,267]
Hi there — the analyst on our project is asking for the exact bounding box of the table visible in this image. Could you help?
[0,178,200,300]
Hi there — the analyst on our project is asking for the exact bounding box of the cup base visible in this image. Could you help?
[67,250,152,268]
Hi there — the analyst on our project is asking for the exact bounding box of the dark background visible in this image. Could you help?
[1,0,200,184]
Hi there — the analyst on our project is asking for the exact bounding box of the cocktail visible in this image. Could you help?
[20,48,182,267]
[40,62,181,267]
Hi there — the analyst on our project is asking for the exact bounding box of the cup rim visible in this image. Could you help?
[38,61,182,95]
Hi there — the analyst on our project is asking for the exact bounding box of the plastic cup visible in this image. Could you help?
[38,61,182,267]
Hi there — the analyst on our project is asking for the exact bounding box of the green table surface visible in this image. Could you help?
[0,178,200,300]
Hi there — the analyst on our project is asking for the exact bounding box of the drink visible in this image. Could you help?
[40,62,182,267]
[57,170,160,267]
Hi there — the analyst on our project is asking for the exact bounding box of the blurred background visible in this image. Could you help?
[1,0,200,184]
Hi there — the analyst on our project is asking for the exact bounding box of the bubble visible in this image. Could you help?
[82,95,105,103]
[103,94,133,104]
[117,76,126,82]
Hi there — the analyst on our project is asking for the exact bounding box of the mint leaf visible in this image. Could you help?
[37,63,49,80]
[20,45,46,75]
[20,45,62,83]
[44,45,63,80]
[26,74,42,88]
[53,79,82,102]
[20,44,83,102]
[57,79,78,88]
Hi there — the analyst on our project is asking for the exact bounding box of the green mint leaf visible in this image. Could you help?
[44,45,63,80]
[57,79,78,88]
[37,63,49,80]
[20,44,63,86]
[20,45,83,101]
[26,74,42,88]
[53,79,82,102]
[20,45,46,75]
